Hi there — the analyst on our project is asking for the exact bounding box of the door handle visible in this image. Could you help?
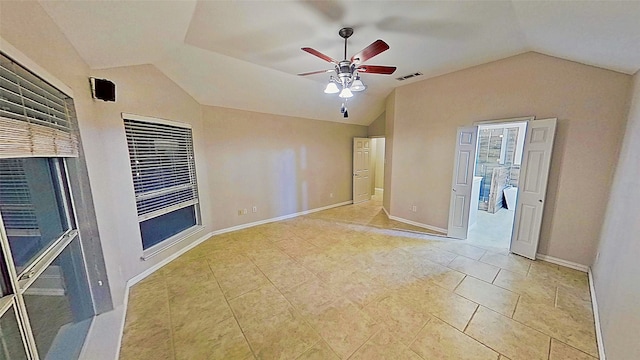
[452,189,456,192]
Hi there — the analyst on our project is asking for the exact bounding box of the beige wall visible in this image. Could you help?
[89,64,209,305]
[202,106,366,230]
[0,1,367,310]
[368,112,386,137]
[390,52,630,265]
[374,138,385,189]
[383,91,396,211]
[592,72,640,359]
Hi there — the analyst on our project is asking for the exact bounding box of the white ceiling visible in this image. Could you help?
[39,1,640,126]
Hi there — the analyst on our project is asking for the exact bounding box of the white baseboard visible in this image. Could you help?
[388,215,447,234]
[382,206,390,218]
[535,253,589,272]
[588,268,606,360]
[114,200,353,359]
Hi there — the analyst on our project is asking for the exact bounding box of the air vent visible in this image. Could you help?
[395,72,423,81]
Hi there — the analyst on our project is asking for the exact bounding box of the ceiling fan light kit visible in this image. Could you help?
[299,27,397,118]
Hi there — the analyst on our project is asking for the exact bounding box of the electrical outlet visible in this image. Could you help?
[243,208,248,215]
[412,205,417,212]
[330,193,334,198]
[238,210,243,216]
[252,206,257,213]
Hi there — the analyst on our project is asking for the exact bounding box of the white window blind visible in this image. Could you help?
[123,118,199,222]
[0,159,39,236]
[0,52,78,158]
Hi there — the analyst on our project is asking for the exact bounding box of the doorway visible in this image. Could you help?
[467,121,527,249]
[370,138,385,202]
[447,117,557,259]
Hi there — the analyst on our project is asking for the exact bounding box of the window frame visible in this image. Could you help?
[121,113,202,258]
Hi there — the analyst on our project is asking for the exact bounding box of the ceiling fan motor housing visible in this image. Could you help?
[337,60,353,85]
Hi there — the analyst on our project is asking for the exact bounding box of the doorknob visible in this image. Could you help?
[452,189,457,192]
[538,199,543,203]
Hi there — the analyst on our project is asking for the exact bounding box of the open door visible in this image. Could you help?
[447,126,478,239]
[353,137,371,204]
[510,118,557,259]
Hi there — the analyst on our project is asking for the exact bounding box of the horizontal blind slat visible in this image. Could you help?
[124,118,199,218]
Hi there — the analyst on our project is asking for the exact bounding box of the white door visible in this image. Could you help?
[510,118,557,259]
[353,137,371,204]
[447,126,478,239]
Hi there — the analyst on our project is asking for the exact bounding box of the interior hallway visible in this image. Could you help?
[120,200,599,360]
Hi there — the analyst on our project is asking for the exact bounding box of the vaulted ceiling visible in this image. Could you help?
[39,1,640,126]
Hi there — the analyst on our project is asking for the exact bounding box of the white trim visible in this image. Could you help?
[115,286,130,360]
[388,215,447,234]
[0,37,75,97]
[588,268,606,360]
[535,253,589,272]
[472,116,534,126]
[382,206,390,218]
[121,113,192,129]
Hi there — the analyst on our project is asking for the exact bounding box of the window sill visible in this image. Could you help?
[141,225,205,261]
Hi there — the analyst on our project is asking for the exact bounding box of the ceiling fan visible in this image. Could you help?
[298,27,397,118]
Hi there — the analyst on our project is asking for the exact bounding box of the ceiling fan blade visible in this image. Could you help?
[302,47,338,64]
[350,40,389,64]
[297,69,334,76]
[357,65,397,75]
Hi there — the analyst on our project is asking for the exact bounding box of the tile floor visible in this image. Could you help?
[119,200,599,360]
[467,208,515,249]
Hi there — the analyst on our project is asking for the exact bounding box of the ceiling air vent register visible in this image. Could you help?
[396,72,423,81]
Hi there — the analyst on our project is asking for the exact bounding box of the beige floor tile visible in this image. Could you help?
[423,266,466,291]
[403,247,459,267]
[119,326,174,360]
[351,329,423,360]
[282,278,341,318]
[549,339,598,360]
[410,317,499,360]
[528,261,589,290]
[448,256,501,283]
[492,269,557,305]
[214,263,271,300]
[259,258,317,291]
[455,276,520,317]
[296,340,340,359]
[435,242,487,260]
[241,309,320,360]
[173,316,252,360]
[119,201,599,360]
[465,306,550,360]
[479,252,532,275]
[273,236,321,259]
[398,281,478,331]
[513,297,598,357]
[228,284,291,325]
[169,282,234,329]
[305,297,380,359]
[363,294,431,345]
[245,246,293,267]
[322,270,387,308]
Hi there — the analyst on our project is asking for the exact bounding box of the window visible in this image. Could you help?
[123,115,200,250]
[0,50,98,359]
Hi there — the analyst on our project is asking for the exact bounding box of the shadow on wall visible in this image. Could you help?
[269,146,309,215]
